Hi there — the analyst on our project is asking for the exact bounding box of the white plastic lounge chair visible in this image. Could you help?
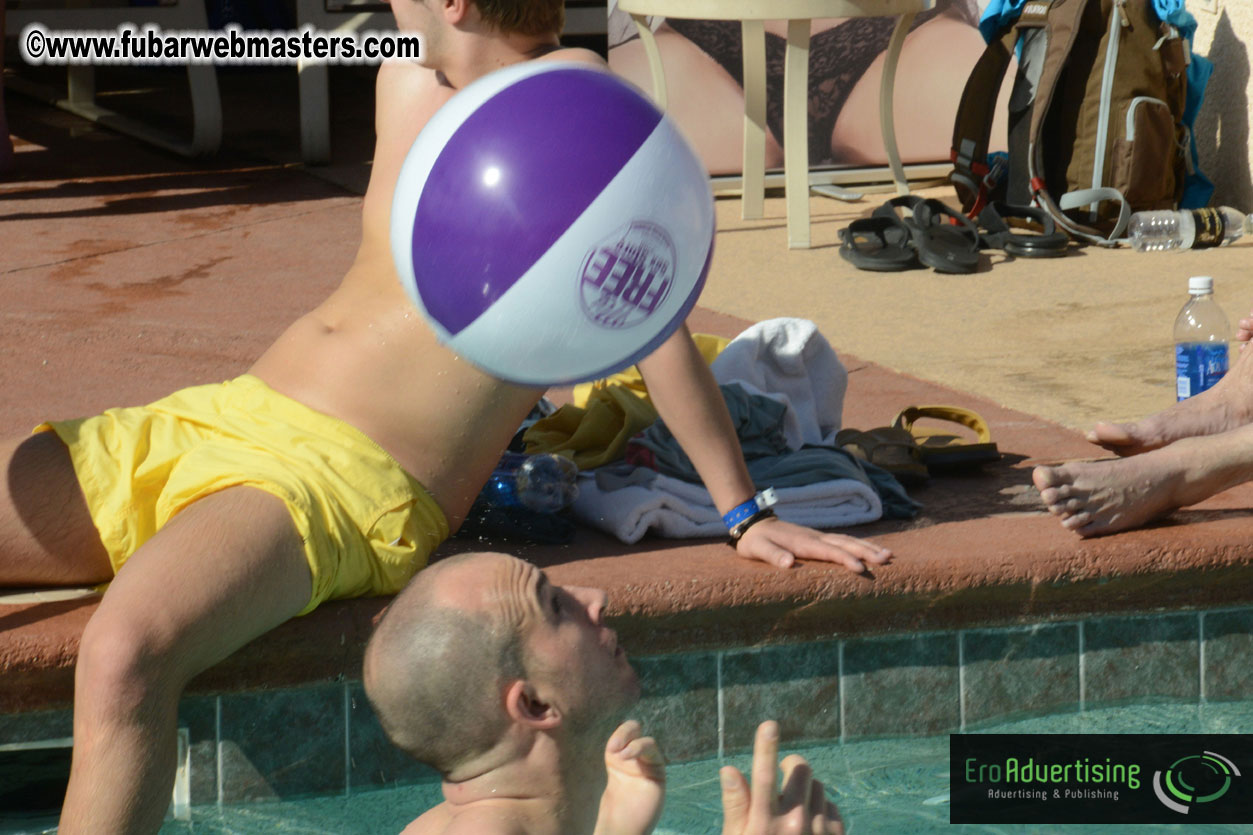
[6,0,222,156]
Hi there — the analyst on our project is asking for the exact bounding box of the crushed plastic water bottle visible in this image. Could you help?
[1174,275,1230,401]
[482,452,579,513]
[1128,206,1252,252]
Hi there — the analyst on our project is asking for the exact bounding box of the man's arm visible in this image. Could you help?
[636,326,891,573]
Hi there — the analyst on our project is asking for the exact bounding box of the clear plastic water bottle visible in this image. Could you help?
[1128,206,1252,252]
[482,452,579,513]
[1174,276,1230,401]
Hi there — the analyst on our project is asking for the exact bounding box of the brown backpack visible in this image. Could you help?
[951,0,1191,245]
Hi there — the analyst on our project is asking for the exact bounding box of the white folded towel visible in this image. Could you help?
[710,317,847,449]
[572,469,881,544]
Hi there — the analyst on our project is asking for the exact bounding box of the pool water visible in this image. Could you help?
[5,701,1247,834]
[143,700,1252,835]
[658,700,1253,835]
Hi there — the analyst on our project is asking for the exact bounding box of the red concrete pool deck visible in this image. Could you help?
[3,87,1253,715]
[5,340,1252,714]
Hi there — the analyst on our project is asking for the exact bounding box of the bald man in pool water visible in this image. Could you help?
[0,1,889,832]
[364,552,845,834]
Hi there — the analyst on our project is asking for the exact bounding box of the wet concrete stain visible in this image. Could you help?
[52,239,139,261]
[46,258,102,283]
[172,205,245,232]
[17,242,140,282]
[82,256,231,305]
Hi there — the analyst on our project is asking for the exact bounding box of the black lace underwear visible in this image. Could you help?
[662,0,975,165]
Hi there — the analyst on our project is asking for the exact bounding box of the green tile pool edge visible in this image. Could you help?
[0,605,1249,811]
[149,701,1253,835]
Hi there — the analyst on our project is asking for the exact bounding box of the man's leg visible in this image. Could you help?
[1033,420,1253,537]
[1090,310,1253,455]
[0,433,113,585]
[59,485,313,834]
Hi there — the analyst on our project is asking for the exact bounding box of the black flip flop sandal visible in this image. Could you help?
[838,215,919,271]
[910,199,982,274]
[871,195,926,224]
[978,202,1070,258]
[873,197,981,274]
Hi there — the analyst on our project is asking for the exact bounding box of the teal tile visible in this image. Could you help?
[629,652,718,763]
[0,709,74,823]
[1083,614,1200,706]
[721,642,840,753]
[841,634,959,739]
[1203,609,1253,702]
[0,708,72,744]
[177,694,218,807]
[0,743,71,824]
[963,624,1080,727]
[346,682,439,792]
[218,683,346,802]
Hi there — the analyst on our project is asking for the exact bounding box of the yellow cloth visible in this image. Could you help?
[38,375,449,615]
[524,333,731,469]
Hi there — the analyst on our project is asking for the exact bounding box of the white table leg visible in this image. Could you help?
[880,12,917,196]
[783,18,811,249]
[186,64,223,157]
[631,14,668,110]
[298,60,332,164]
[67,65,95,108]
[740,19,766,220]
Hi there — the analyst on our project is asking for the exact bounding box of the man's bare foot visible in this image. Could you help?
[1033,454,1182,536]
[1089,397,1239,456]
[1088,338,1253,455]
[1238,309,1253,345]
[1032,435,1246,537]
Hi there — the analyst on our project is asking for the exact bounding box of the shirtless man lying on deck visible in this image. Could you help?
[0,1,889,832]
[1034,308,1253,537]
[364,551,844,835]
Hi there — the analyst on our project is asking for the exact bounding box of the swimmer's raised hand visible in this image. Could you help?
[735,517,892,574]
[595,720,667,835]
[720,721,844,835]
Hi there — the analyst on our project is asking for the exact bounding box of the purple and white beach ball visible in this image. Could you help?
[390,62,715,386]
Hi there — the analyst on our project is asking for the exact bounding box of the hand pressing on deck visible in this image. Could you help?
[638,328,892,575]
[735,517,892,574]
[721,721,844,835]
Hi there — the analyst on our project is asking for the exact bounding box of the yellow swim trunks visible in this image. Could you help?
[37,375,450,615]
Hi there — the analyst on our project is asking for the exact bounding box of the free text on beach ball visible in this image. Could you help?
[390,62,715,386]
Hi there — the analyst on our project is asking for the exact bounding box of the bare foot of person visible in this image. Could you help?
[1088,336,1253,455]
[1033,432,1253,537]
[1237,308,1253,345]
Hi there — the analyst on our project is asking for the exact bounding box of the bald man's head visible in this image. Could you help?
[365,551,639,778]
[363,553,524,776]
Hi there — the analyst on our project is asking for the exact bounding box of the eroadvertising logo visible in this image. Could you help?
[950,734,1252,824]
[1153,750,1242,814]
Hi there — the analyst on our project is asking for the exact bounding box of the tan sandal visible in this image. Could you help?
[891,405,1001,473]
[836,426,929,487]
